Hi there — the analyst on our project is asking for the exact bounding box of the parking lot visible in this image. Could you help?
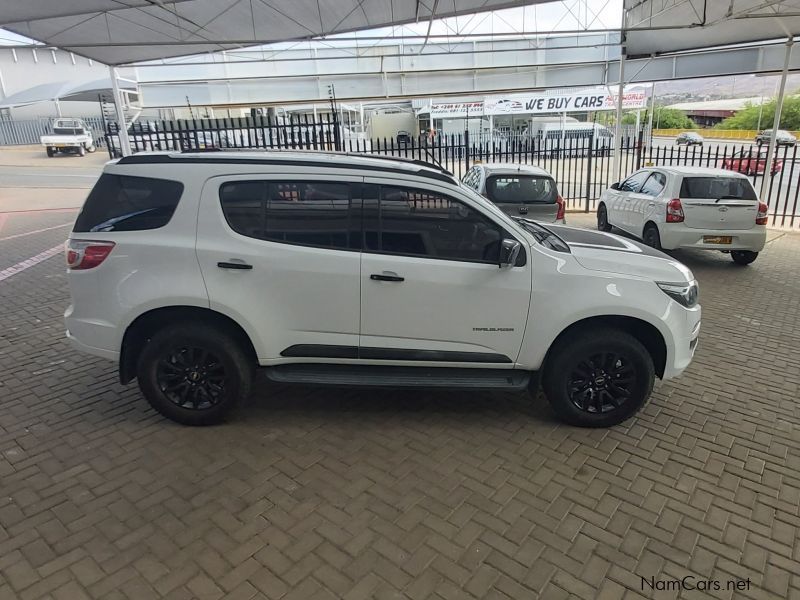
[0,146,798,599]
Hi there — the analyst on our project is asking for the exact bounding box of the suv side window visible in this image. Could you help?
[619,171,650,193]
[640,172,666,196]
[364,185,503,263]
[74,174,184,232]
[462,167,477,189]
[219,180,355,250]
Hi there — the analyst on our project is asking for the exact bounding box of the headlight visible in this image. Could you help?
[657,280,699,308]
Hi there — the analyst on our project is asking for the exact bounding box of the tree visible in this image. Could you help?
[715,95,800,130]
[650,108,697,129]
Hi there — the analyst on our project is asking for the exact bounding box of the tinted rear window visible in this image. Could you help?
[485,175,557,204]
[679,177,757,200]
[74,174,184,232]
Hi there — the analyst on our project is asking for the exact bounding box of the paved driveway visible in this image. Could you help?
[0,206,798,600]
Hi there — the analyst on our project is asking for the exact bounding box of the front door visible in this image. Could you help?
[196,175,362,361]
[358,178,531,365]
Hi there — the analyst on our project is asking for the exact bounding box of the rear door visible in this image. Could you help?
[678,175,759,230]
[630,171,667,233]
[196,175,362,361]
[484,173,559,222]
[612,170,651,228]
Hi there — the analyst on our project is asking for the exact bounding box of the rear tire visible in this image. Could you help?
[731,250,758,266]
[542,328,655,427]
[642,223,662,250]
[597,204,612,232]
[46,147,54,157]
[136,323,254,425]
[86,143,96,153]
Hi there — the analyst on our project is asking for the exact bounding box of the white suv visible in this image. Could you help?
[65,151,701,428]
[597,166,768,265]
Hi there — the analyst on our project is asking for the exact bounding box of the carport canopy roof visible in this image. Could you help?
[0,77,137,109]
[2,1,800,66]
[0,0,548,65]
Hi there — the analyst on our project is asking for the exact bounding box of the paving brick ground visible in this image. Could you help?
[0,208,799,600]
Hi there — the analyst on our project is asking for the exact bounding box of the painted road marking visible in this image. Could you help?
[0,222,72,242]
[0,244,64,283]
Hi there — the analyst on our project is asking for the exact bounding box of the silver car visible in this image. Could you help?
[461,163,565,223]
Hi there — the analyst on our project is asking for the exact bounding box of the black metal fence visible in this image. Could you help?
[0,116,107,146]
[103,116,799,228]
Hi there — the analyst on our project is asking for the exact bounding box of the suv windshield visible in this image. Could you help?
[680,177,757,200]
[485,174,557,204]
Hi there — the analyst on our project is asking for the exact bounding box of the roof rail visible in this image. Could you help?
[174,147,453,176]
[116,152,457,184]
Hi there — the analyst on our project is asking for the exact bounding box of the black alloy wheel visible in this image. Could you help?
[567,352,635,414]
[156,346,227,410]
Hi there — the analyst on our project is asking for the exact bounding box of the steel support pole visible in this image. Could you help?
[109,65,131,156]
[612,49,625,182]
[761,39,793,199]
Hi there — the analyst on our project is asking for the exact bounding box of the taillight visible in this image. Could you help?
[65,240,115,270]
[555,195,565,221]
[666,198,684,223]
[756,201,769,225]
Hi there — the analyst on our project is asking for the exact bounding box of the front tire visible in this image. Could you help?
[542,328,655,427]
[46,147,54,157]
[597,204,612,232]
[136,324,254,425]
[77,145,86,157]
[642,223,662,250]
[731,250,758,266]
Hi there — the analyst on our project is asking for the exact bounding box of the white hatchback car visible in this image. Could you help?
[65,151,700,428]
[597,166,768,265]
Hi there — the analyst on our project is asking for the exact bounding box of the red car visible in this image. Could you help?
[722,150,782,176]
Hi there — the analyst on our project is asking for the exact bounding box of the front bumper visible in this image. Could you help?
[664,305,701,380]
[659,225,766,252]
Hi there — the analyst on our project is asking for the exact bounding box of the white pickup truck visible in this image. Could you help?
[41,118,97,157]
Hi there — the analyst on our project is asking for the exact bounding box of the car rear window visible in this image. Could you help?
[73,173,184,232]
[485,175,557,204]
[679,177,757,200]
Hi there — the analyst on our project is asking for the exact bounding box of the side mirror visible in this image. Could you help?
[499,239,521,267]
[610,182,621,190]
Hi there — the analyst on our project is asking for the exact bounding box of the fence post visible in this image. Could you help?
[635,126,644,170]
[464,129,470,173]
[584,130,595,212]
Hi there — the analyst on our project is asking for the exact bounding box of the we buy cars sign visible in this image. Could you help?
[486,88,647,114]
[427,88,647,118]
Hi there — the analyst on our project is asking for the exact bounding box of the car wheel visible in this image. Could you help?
[731,250,758,266]
[642,224,662,250]
[597,204,612,232]
[137,323,254,425]
[46,147,54,157]
[86,144,97,153]
[542,327,655,427]
[77,145,86,157]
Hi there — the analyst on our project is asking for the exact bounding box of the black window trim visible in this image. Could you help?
[218,178,362,253]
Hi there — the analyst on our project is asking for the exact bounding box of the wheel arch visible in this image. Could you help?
[119,306,258,384]
[543,315,667,379]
